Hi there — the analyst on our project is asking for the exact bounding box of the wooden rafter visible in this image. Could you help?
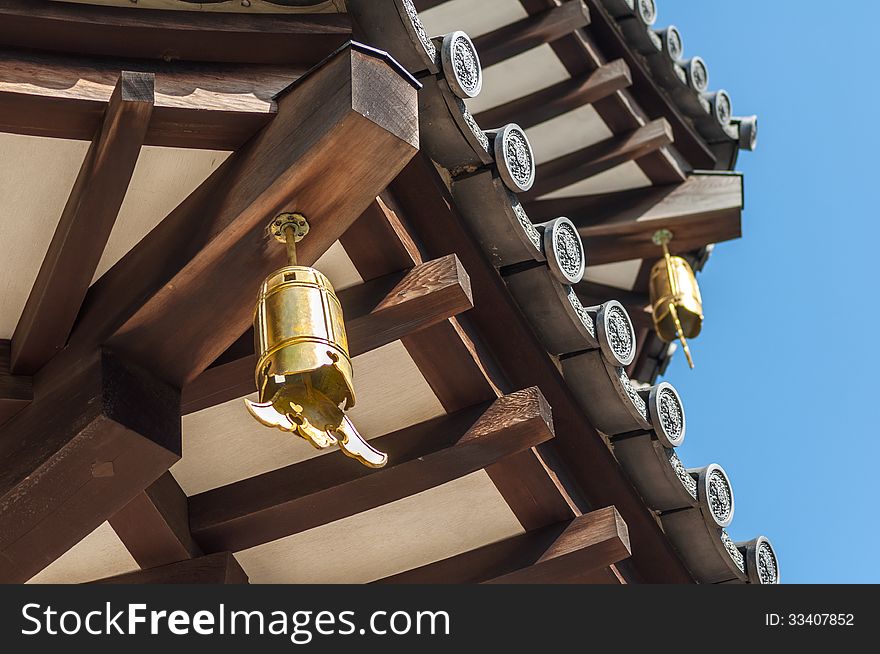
[10,72,154,375]
[342,198,579,532]
[58,44,419,390]
[0,49,300,149]
[528,173,744,265]
[474,0,591,68]
[0,340,31,427]
[522,117,674,201]
[474,58,631,129]
[389,153,693,582]
[378,506,630,583]
[181,254,474,415]
[0,0,350,66]
[189,388,555,554]
[0,351,180,583]
[92,552,248,585]
[109,472,202,570]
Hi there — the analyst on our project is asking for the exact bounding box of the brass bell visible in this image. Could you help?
[244,213,387,468]
[648,229,703,369]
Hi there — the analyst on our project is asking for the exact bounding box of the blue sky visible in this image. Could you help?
[656,1,879,582]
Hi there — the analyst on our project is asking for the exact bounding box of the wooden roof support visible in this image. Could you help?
[521,117,674,201]
[0,340,31,427]
[528,173,744,265]
[342,198,579,531]
[54,44,418,391]
[92,552,247,585]
[474,58,632,129]
[474,0,591,68]
[0,350,180,583]
[0,50,300,149]
[378,506,630,583]
[389,153,693,582]
[0,0,350,66]
[189,387,555,554]
[181,253,474,414]
[108,472,202,571]
[10,72,154,375]
[514,0,697,182]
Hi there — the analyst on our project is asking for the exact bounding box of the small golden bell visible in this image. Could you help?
[648,229,703,369]
[244,213,387,468]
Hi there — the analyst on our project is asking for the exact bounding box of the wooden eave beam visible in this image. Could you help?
[0,350,180,583]
[528,173,744,265]
[181,254,474,414]
[378,506,630,584]
[521,117,674,201]
[516,0,698,182]
[581,0,719,170]
[342,198,579,531]
[475,1,591,69]
[58,43,419,390]
[10,72,154,376]
[388,153,694,582]
[189,387,555,554]
[0,49,300,149]
[92,552,247,585]
[108,472,202,570]
[0,340,31,427]
[474,58,631,129]
[0,0,350,66]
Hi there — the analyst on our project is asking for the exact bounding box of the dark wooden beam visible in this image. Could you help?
[0,0,350,66]
[108,472,202,570]
[379,506,630,583]
[475,0,591,68]
[582,0,719,170]
[0,49,300,149]
[181,254,473,414]
[0,340,31,427]
[522,118,674,201]
[190,388,554,554]
[528,173,743,265]
[56,44,418,392]
[92,552,247,585]
[516,0,699,181]
[389,153,694,582]
[474,59,631,129]
[10,72,154,375]
[344,196,578,531]
[0,350,180,583]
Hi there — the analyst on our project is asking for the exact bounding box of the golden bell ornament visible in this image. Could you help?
[244,213,387,468]
[648,229,703,369]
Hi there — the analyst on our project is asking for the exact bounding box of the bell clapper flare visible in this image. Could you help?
[243,213,388,468]
[649,229,703,370]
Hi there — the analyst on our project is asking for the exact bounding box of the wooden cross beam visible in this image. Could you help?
[528,173,744,265]
[92,552,247,585]
[10,72,154,375]
[522,118,674,201]
[389,153,693,582]
[378,506,631,583]
[181,254,474,415]
[0,350,180,583]
[58,43,419,390]
[108,472,202,571]
[474,59,632,129]
[189,387,555,554]
[474,1,591,68]
[0,49,300,150]
[0,0,351,66]
[0,340,30,427]
[343,198,579,532]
